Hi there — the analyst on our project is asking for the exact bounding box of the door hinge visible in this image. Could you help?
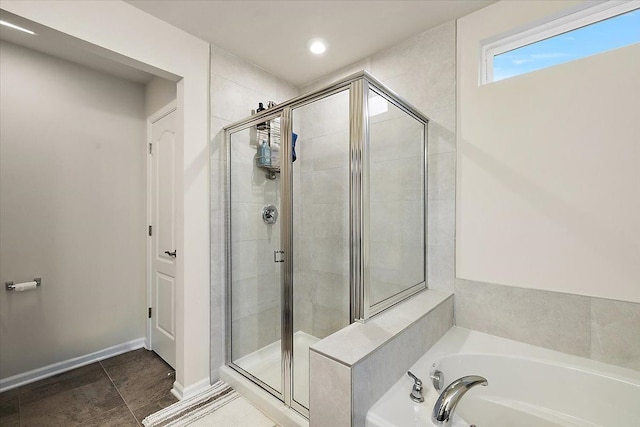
[148,307,152,318]
[149,143,152,154]
[148,225,152,236]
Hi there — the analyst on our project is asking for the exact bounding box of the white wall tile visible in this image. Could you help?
[231,240,258,282]
[312,304,350,339]
[309,352,351,427]
[370,21,455,83]
[427,239,456,293]
[591,298,640,371]
[309,167,349,205]
[211,76,262,122]
[455,279,591,357]
[456,279,640,372]
[370,157,424,202]
[428,199,455,247]
[231,274,280,321]
[300,58,371,94]
[427,107,456,155]
[427,152,456,202]
[309,131,349,172]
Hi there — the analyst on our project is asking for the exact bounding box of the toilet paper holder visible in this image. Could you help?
[5,278,41,291]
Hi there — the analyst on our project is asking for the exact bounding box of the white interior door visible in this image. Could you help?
[149,104,177,368]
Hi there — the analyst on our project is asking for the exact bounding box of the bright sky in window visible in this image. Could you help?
[493,8,640,82]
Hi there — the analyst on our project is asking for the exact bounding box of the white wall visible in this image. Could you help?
[457,1,640,303]
[1,0,211,396]
[0,41,146,378]
[146,76,177,117]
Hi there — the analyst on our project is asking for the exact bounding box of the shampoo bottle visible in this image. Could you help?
[257,140,271,167]
[256,103,268,130]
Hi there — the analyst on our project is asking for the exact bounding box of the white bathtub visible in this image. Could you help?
[367,327,640,427]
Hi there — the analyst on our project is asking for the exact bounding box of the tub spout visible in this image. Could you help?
[432,375,487,427]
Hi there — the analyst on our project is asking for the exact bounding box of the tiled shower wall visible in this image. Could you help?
[292,92,351,339]
[209,45,298,374]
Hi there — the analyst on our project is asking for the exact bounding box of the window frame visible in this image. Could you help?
[482,1,640,84]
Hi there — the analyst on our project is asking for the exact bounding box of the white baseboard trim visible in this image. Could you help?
[0,337,146,393]
[171,377,211,400]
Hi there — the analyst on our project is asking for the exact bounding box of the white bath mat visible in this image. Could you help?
[142,380,239,427]
[165,395,277,427]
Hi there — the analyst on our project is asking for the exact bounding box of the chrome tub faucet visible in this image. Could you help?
[432,375,488,427]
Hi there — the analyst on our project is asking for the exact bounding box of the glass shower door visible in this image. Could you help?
[290,89,351,410]
[228,119,283,395]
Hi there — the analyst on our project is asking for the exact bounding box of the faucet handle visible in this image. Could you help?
[407,371,425,403]
[407,371,422,387]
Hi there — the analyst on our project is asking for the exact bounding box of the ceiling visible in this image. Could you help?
[125,0,495,86]
[0,10,158,84]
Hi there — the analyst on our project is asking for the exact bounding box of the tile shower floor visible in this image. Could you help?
[0,349,177,426]
[235,331,320,408]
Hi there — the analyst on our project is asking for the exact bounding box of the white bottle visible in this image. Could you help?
[270,142,280,168]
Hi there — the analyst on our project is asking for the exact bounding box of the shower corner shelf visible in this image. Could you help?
[254,111,281,180]
[258,164,280,180]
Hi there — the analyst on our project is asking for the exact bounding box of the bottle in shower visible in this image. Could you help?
[257,140,271,167]
[256,102,268,130]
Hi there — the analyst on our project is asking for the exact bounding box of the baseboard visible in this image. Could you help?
[0,337,146,392]
[171,381,184,400]
[171,377,211,400]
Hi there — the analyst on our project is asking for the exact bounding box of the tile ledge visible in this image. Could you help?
[310,289,452,366]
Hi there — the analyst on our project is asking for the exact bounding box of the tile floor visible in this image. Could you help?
[0,349,177,426]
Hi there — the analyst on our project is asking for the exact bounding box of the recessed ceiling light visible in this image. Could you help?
[308,39,327,55]
[0,20,37,35]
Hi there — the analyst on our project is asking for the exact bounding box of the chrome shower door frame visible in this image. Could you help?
[357,76,430,319]
[279,105,295,411]
[224,110,287,403]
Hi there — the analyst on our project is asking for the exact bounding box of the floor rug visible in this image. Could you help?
[142,380,239,427]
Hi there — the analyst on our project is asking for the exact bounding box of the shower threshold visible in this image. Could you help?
[234,331,320,409]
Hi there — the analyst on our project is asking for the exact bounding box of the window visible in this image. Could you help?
[482,2,640,83]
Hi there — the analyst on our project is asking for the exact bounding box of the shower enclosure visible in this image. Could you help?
[222,71,428,416]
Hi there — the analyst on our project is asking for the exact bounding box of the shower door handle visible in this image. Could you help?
[274,250,284,263]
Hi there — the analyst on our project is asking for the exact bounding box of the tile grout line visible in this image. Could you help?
[99,360,142,426]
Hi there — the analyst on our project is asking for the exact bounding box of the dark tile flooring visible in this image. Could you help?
[0,349,177,427]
